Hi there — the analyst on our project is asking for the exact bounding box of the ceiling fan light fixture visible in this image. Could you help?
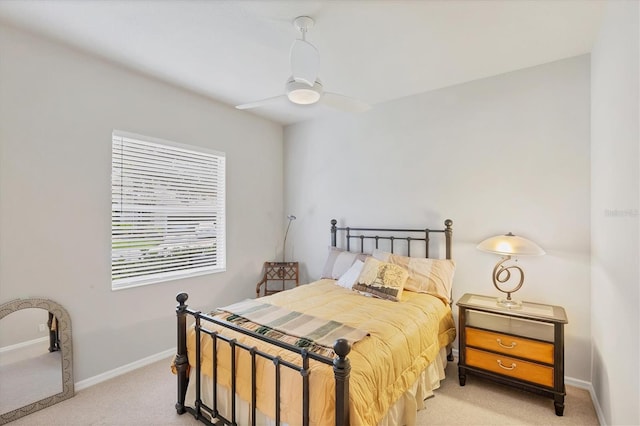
[288,88,320,105]
[286,79,323,105]
[237,16,370,113]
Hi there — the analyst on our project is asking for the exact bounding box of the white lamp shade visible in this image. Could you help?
[477,233,545,256]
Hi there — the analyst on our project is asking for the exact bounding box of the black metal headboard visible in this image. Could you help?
[330,219,453,259]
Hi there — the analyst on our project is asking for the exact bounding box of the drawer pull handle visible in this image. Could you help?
[497,360,516,370]
[496,338,517,349]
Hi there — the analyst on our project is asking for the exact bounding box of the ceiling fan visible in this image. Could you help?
[236,16,371,113]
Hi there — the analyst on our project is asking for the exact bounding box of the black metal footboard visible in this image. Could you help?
[174,292,351,426]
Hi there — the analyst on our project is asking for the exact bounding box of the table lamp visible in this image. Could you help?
[477,232,545,308]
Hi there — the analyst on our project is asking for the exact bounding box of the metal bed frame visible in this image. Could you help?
[174,218,453,426]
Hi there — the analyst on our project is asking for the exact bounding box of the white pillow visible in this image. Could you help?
[336,260,365,290]
[321,247,368,279]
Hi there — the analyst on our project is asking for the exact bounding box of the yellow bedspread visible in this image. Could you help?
[187,279,456,426]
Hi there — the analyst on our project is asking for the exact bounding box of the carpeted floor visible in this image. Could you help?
[420,361,599,425]
[7,357,598,425]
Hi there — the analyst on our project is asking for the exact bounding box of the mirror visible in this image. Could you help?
[0,299,74,424]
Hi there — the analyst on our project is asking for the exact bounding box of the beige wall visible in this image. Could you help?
[0,23,284,382]
[284,55,592,382]
[590,1,640,424]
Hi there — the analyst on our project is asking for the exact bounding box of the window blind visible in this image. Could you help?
[111,131,226,290]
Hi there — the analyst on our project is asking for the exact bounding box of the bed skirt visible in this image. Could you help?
[184,346,449,426]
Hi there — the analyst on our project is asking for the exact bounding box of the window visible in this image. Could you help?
[111,131,226,290]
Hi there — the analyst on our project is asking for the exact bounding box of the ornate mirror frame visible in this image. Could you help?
[0,298,74,425]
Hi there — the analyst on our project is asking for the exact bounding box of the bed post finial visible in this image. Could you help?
[175,292,189,414]
[444,219,453,260]
[333,338,351,425]
[331,219,338,247]
[176,292,188,309]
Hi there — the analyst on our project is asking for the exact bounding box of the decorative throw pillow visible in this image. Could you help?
[336,260,365,290]
[321,247,368,280]
[353,257,409,302]
[389,254,456,303]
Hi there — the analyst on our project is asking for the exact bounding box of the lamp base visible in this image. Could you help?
[496,297,522,309]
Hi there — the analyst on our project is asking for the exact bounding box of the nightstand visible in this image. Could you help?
[255,261,299,297]
[457,293,568,416]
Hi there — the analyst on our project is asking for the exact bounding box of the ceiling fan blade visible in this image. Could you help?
[236,95,286,110]
[321,92,371,113]
[290,39,319,87]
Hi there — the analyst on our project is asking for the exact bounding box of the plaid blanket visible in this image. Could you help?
[212,299,369,358]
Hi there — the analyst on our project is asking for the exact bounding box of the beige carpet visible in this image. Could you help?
[420,361,599,425]
[8,357,598,425]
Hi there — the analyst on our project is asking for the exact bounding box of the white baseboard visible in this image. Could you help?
[75,347,176,391]
[586,385,607,426]
[0,336,48,353]
[450,347,606,424]
[565,375,590,389]
[564,378,606,425]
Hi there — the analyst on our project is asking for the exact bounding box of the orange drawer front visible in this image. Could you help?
[465,327,554,364]
[466,347,554,387]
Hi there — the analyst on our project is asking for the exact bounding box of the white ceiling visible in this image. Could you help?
[0,0,606,125]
